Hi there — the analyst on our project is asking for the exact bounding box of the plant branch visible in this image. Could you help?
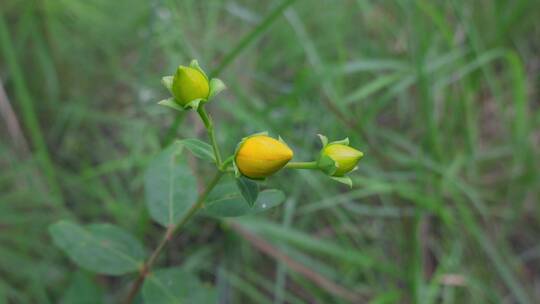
[197,105,223,166]
[285,161,318,170]
[220,155,235,171]
[123,171,224,304]
[162,0,297,146]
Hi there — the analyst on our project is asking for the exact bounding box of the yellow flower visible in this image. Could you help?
[171,66,210,106]
[235,135,294,179]
[322,144,363,176]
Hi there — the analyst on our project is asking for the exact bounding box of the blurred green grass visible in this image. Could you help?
[1,0,539,303]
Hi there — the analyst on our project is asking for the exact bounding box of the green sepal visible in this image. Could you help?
[158,98,185,112]
[185,98,206,110]
[330,176,353,188]
[208,78,226,100]
[317,134,328,147]
[189,59,208,80]
[317,134,349,147]
[161,76,174,94]
[328,137,350,146]
[277,135,289,146]
[236,176,259,207]
[232,161,241,178]
[317,154,338,176]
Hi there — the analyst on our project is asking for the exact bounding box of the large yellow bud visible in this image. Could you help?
[171,66,210,106]
[235,135,294,179]
[322,144,363,176]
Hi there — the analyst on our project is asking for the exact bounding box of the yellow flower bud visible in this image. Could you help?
[322,144,363,176]
[172,66,210,106]
[235,135,294,179]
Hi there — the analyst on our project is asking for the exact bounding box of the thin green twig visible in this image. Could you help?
[197,105,223,166]
[123,171,224,304]
[285,161,318,170]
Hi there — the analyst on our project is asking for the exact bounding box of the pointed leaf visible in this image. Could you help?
[61,272,104,304]
[330,176,353,188]
[208,78,226,99]
[145,142,198,227]
[178,138,215,162]
[49,221,146,275]
[143,267,217,304]
[236,176,259,206]
[202,176,285,217]
[158,98,185,112]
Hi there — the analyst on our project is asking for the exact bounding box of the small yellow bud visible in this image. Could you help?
[235,135,294,179]
[322,144,363,176]
[172,66,210,106]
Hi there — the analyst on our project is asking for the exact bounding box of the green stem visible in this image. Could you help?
[285,161,318,170]
[123,171,224,304]
[171,171,223,234]
[220,155,235,171]
[197,105,223,166]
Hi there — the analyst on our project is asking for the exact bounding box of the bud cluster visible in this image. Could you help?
[159,60,364,186]
[160,60,226,110]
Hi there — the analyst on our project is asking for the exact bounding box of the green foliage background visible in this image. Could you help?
[1,0,539,303]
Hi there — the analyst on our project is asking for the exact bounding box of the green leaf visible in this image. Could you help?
[158,98,184,112]
[317,155,338,176]
[61,272,103,304]
[145,142,198,227]
[208,78,226,99]
[330,176,353,187]
[178,138,215,162]
[49,220,146,275]
[161,76,173,94]
[143,267,217,304]
[202,176,285,217]
[236,176,259,206]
